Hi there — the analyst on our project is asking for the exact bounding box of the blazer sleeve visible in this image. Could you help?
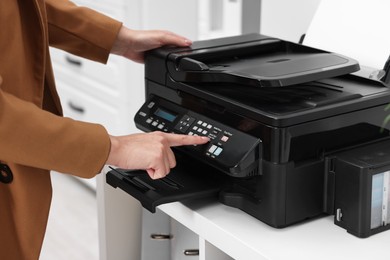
[0,83,111,178]
[45,0,123,63]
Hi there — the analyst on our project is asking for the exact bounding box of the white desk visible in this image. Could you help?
[159,199,390,260]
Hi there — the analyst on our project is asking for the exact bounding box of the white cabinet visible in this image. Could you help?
[141,209,171,260]
[141,209,200,260]
[170,219,200,260]
[141,208,234,260]
[141,207,235,260]
[158,200,390,260]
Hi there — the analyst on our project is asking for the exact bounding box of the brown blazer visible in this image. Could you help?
[0,0,122,259]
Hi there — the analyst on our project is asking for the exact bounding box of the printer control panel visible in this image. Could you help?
[134,96,262,177]
[175,115,227,158]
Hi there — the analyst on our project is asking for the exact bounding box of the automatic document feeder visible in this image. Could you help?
[107,34,390,238]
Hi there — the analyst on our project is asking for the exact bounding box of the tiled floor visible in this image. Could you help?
[40,172,99,260]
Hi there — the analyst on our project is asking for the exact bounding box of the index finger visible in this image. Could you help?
[165,133,210,147]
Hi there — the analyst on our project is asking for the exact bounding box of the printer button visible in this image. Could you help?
[214,147,223,156]
[208,145,218,154]
[182,115,195,125]
[139,111,147,117]
[186,116,196,124]
[221,135,229,142]
[179,125,190,133]
[147,102,155,109]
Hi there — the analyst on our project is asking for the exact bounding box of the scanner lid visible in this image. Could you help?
[164,34,360,88]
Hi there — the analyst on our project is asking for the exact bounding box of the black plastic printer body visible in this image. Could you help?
[107,34,390,238]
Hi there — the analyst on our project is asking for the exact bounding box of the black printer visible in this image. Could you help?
[107,34,390,238]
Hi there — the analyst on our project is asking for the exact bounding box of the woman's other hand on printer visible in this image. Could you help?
[111,26,192,63]
[106,132,209,179]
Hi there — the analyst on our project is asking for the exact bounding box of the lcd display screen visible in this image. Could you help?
[154,108,177,122]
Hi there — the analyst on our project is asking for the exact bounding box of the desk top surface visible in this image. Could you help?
[159,199,390,260]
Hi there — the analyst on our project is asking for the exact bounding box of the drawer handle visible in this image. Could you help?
[150,234,172,240]
[68,101,85,114]
[65,55,82,67]
[183,249,199,256]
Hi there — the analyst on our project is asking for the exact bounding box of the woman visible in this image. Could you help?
[0,0,208,259]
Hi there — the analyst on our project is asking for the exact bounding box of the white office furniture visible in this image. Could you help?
[158,199,390,260]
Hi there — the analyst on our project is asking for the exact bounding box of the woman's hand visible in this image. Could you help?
[111,27,192,63]
[106,132,209,179]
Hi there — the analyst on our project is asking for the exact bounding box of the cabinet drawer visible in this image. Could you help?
[51,48,124,96]
[56,80,122,134]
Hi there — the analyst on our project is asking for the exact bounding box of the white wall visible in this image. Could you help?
[260,0,321,42]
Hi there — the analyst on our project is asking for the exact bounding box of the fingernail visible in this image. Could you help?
[184,39,192,45]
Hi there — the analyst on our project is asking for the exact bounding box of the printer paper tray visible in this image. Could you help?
[106,156,225,212]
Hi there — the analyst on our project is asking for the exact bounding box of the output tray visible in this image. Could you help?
[106,155,226,212]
